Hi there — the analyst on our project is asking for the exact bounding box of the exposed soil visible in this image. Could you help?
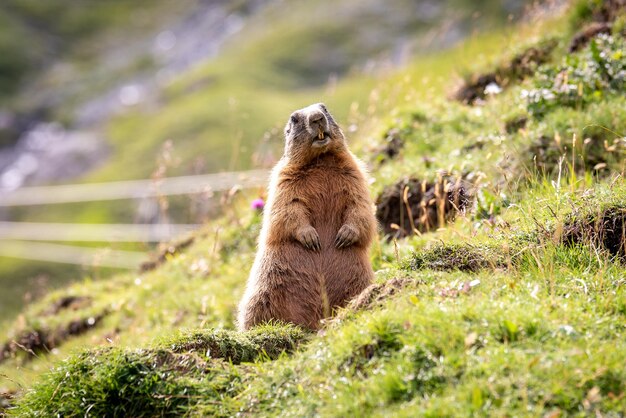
[461,140,486,152]
[0,389,16,415]
[0,311,107,364]
[375,176,471,239]
[588,0,626,24]
[453,40,557,105]
[140,236,195,272]
[561,206,625,261]
[504,115,528,134]
[454,73,497,105]
[41,295,92,316]
[373,128,404,164]
[526,134,623,175]
[569,22,613,52]
[568,0,626,52]
[346,278,415,313]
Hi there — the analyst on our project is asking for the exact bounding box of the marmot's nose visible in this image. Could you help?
[308,111,324,125]
[308,111,326,131]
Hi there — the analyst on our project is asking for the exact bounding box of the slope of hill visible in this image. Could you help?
[0,0,528,321]
[2,0,626,415]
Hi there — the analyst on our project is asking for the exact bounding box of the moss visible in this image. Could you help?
[408,243,513,272]
[167,324,307,364]
[14,347,235,417]
[14,324,305,417]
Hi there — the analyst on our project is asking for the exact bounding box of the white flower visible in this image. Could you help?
[484,82,502,95]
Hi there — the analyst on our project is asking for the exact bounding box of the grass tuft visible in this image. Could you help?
[167,324,307,364]
[14,323,306,417]
[561,204,626,260]
[408,243,513,272]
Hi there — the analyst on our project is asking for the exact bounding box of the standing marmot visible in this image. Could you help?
[238,103,377,330]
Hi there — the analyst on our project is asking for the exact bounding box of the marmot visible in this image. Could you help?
[238,103,377,330]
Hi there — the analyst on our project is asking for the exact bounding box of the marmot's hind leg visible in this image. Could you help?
[240,271,323,330]
[238,288,274,331]
[326,257,374,310]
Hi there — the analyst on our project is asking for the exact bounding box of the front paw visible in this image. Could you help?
[335,224,359,249]
[296,226,321,251]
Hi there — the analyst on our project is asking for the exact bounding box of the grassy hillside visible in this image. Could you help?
[0,0,526,320]
[2,0,626,415]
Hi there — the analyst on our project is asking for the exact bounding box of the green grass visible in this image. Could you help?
[13,324,305,417]
[11,211,626,415]
[2,0,626,416]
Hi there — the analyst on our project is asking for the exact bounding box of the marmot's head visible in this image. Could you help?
[283,103,346,162]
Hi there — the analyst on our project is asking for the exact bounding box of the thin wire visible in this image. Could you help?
[0,241,146,268]
[0,222,199,242]
[0,169,270,206]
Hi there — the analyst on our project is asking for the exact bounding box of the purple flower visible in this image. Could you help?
[251,198,265,211]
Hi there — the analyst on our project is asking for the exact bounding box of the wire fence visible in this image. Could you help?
[0,169,270,206]
[0,241,146,269]
[0,169,270,267]
[0,222,199,242]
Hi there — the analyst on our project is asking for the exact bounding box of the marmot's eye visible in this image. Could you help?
[290,115,298,124]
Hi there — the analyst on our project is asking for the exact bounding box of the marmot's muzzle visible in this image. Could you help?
[306,109,330,147]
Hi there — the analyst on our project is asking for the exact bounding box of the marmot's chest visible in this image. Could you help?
[298,165,354,198]
[293,165,358,228]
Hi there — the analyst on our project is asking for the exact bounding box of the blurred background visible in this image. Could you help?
[0,0,532,320]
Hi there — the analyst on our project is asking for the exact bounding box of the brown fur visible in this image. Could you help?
[238,103,377,330]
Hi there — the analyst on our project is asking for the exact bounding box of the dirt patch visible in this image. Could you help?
[373,128,404,164]
[41,295,92,316]
[569,22,613,52]
[588,0,626,24]
[526,134,624,175]
[409,243,511,272]
[569,0,626,52]
[0,389,16,415]
[504,115,528,134]
[453,40,557,105]
[375,176,471,239]
[345,278,415,314]
[140,236,195,272]
[0,311,107,364]
[561,206,625,261]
